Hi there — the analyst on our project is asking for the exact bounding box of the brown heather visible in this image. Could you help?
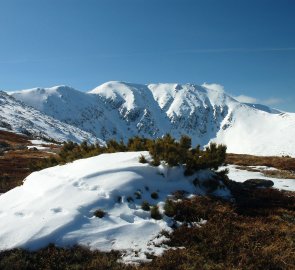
[227,153,295,171]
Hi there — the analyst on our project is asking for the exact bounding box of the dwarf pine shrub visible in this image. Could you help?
[147,134,227,174]
[127,196,134,203]
[93,209,106,218]
[33,134,227,178]
[134,191,142,199]
[127,136,150,151]
[151,192,159,199]
[139,155,148,163]
[141,201,150,211]
[164,199,176,217]
[151,206,162,220]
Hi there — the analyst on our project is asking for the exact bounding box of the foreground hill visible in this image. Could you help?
[0,151,229,263]
[0,150,294,268]
[0,91,101,143]
[10,82,295,156]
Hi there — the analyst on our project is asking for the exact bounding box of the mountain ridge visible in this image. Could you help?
[0,91,102,144]
[7,81,295,156]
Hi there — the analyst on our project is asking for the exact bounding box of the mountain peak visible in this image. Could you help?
[202,83,225,93]
[48,85,76,91]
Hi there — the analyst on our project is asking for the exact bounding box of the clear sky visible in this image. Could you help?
[0,0,294,112]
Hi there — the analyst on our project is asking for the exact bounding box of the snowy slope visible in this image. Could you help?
[10,81,295,156]
[0,152,229,263]
[0,91,101,143]
[90,81,172,138]
[213,105,295,156]
[148,83,237,145]
[11,86,112,137]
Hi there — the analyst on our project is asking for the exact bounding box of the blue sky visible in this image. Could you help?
[0,0,294,112]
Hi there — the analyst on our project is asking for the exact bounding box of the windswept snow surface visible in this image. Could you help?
[0,152,229,263]
[0,91,102,144]
[10,81,295,156]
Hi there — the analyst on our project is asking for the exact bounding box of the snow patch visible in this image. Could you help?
[0,152,228,262]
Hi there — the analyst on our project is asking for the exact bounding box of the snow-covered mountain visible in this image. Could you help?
[9,81,295,156]
[0,91,101,143]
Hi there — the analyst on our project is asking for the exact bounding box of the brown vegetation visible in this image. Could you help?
[263,169,295,179]
[0,245,133,270]
[227,153,295,171]
[0,150,54,193]
[0,131,58,193]
[0,130,30,147]
[228,153,295,180]
[143,190,295,270]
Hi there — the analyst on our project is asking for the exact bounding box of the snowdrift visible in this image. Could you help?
[0,152,229,263]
